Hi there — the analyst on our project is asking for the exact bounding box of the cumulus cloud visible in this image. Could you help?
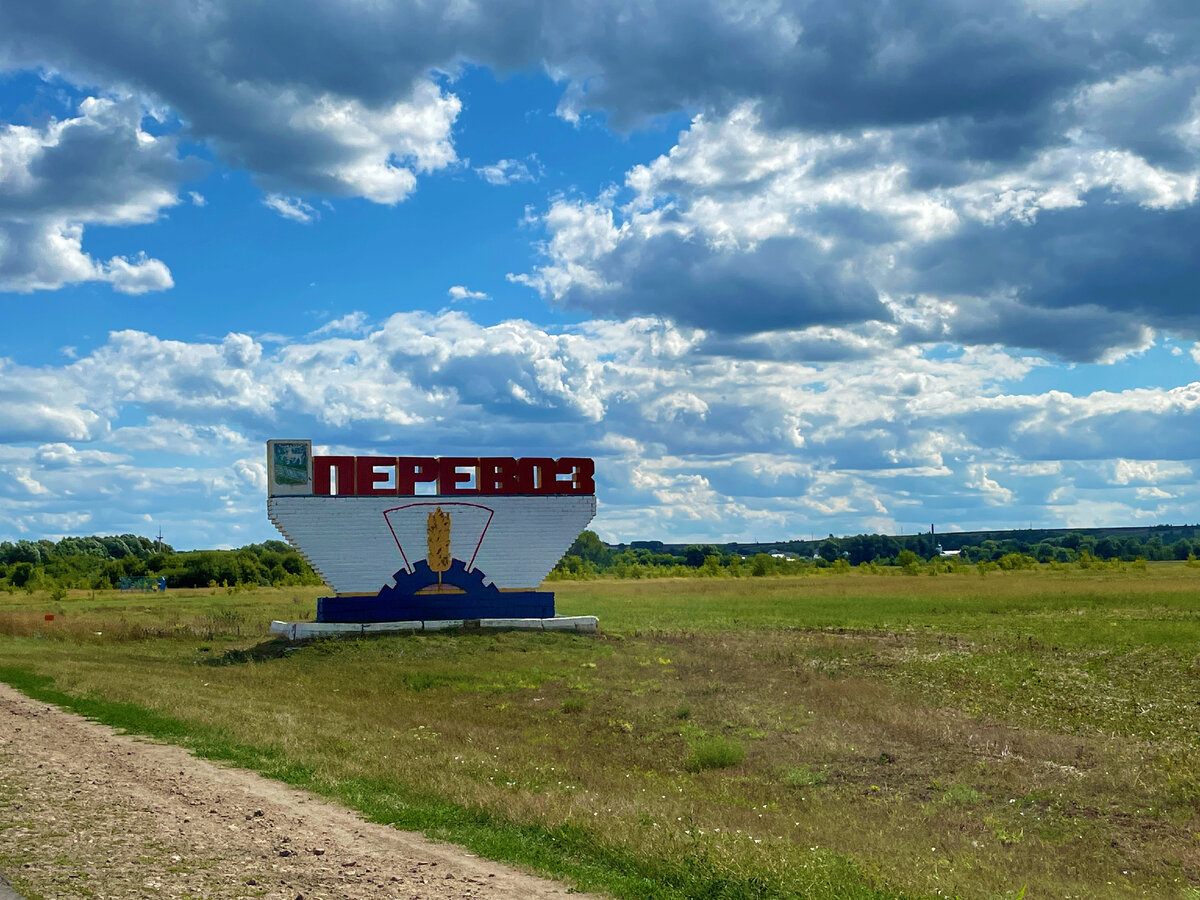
[4,0,1199,339]
[1111,458,1192,485]
[515,88,1200,360]
[6,0,1179,138]
[447,285,490,302]
[0,96,184,294]
[3,1,1200,540]
[5,0,1186,200]
[1,6,463,205]
[0,4,471,291]
[0,313,1198,545]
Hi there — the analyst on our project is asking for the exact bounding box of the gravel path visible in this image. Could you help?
[0,682,602,899]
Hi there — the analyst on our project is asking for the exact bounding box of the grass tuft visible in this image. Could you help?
[685,735,746,772]
[782,764,827,788]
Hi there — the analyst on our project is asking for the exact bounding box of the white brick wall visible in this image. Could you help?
[268,494,596,594]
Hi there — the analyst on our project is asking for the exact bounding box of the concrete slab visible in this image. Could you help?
[0,873,24,900]
[269,616,599,638]
[478,617,547,629]
[543,616,599,632]
[269,621,364,640]
[361,620,423,633]
[420,619,466,631]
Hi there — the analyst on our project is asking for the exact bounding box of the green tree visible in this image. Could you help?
[567,530,612,568]
[9,562,34,587]
[683,544,719,567]
[9,541,42,565]
[749,554,774,577]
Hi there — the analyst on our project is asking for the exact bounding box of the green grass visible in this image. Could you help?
[684,735,746,772]
[0,661,898,900]
[782,765,828,789]
[553,565,1200,651]
[1,570,1198,898]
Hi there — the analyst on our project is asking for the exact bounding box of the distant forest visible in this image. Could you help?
[2,523,1199,593]
[551,523,1200,578]
[0,534,322,594]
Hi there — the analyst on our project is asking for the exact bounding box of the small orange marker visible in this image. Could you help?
[44,614,54,621]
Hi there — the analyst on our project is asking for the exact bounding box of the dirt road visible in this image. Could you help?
[0,682,601,899]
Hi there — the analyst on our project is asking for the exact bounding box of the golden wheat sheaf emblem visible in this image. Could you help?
[426,507,452,589]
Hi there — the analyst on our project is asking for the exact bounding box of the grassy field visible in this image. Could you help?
[1,566,1198,898]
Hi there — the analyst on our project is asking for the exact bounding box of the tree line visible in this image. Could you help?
[551,527,1200,579]
[5,523,1197,593]
[0,534,323,593]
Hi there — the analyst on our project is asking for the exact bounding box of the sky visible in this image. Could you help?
[1,0,1199,550]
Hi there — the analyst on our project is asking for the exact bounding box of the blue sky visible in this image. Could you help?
[1,0,1199,549]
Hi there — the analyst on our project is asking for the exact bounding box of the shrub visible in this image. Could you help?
[749,554,774,577]
[997,552,1037,571]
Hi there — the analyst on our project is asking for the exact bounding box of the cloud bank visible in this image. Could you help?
[2,0,1199,544]
[0,314,1197,547]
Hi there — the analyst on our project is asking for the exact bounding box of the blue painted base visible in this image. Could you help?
[316,558,555,623]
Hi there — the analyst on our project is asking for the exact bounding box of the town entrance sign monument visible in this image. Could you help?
[266,440,597,634]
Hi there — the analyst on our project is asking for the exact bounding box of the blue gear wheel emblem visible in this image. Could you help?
[316,557,555,623]
[378,558,498,601]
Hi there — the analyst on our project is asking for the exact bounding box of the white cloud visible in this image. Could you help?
[476,156,542,186]
[273,81,461,203]
[966,465,1014,505]
[1111,459,1192,485]
[233,457,266,492]
[514,95,1200,360]
[262,194,317,223]
[109,419,250,455]
[34,443,128,467]
[311,312,370,335]
[0,96,183,294]
[447,285,490,302]
[12,469,48,495]
[1135,486,1174,500]
[104,252,174,294]
[2,309,1200,546]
